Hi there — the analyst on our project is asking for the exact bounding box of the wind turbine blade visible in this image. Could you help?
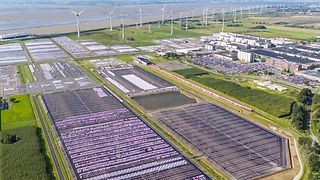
[70,10,77,15]
[79,10,85,15]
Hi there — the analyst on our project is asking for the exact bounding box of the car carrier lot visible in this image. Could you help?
[41,88,208,180]
[27,62,97,94]
[97,65,178,96]
[24,39,70,62]
[153,103,288,180]
[0,43,29,65]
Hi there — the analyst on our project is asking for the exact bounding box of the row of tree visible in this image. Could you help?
[298,137,320,179]
[290,88,313,131]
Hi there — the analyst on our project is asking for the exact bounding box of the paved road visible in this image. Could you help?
[32,96,65,180]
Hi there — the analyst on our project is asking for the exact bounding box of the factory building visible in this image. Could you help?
[237,50,255,63]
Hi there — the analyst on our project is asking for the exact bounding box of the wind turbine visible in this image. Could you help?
[170,10,174,35]
[160,4,166,24]
[234,9,237,22]
[240,7,243,21]
[185,13,189,30]
[212,9,215,20]
[221,9,225,33]
[121,13,128,40]
[138,7,142,27]
[106,10,114,31]
[71,10,84,37]
[205,8,208,26]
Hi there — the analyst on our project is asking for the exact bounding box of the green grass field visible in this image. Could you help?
[191,74,294,117]
[174,67,209,78]
[1,94,37,130]
[0,126,53,180]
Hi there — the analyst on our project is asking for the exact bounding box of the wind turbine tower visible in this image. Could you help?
[107,10,114,31]
[185,14,189,30]
[170,10,174,35]
[138,7,142,27]
[161,4,166,24]
[234,9,237,22]
[71,10,84,37]
[121,13,128,40]
[240,7,243,21]
[205,8,208,26]
[221,9,225,33]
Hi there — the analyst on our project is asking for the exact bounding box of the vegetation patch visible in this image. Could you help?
[174,67,209,78]
[191,75,294,117]
[0,126,52,180]
[1,94,36,130]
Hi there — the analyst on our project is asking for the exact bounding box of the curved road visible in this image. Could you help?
[32,96,64,180]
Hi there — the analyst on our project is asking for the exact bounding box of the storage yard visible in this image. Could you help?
[153,103,288,179]
[90,59,126,68]
[41,88,208,180]
[24,39,70,62]
[110,45,139,54]
[0,43,29,65]
[27,62,96,94]
[52,36,95,58]
[77,40,117,56]
[97,65,177,96]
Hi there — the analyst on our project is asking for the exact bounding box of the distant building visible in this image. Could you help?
[0,32,32,40]
[134,56,153,65]
[237,50,255,63]
[253,49,315,72]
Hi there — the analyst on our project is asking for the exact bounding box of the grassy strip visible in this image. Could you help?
[24,64,35,83]
[189,74,294,118]
[35,95,74,180]
[16,64,26,84]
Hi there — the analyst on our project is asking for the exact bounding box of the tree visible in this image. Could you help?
[297,88,313,105]
[291,104,308,131]
[309,153,320,172]
[9,97,16,103]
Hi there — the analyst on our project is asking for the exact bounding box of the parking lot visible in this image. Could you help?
[27,62,97,94]
[90,58,126,68]
[0,43,29,65]
[0,66,28,97]
[153,103,288,179]
[77,40,118,56]
[24,39,70,62]
[52,36,95,58]
[41,88,208,180]
[98,65,178,96]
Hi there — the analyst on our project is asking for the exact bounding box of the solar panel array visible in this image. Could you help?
[42,88,208,180]
[52,36,95,58]
[77,40,118,56]
[153,103,288,180]
[0,43,28,65]
[24,39,70,61]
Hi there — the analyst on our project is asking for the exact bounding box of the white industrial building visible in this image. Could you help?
[237,50,255,63]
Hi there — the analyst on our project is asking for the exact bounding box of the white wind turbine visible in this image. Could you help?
[106,10,114,31]
[160,4,166,24]
[205,8,209,26]
[221,9,225,33]
[170,10,174,35]
[138,7,142,27]
[121,13,128,40]
[71,10,84,37]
